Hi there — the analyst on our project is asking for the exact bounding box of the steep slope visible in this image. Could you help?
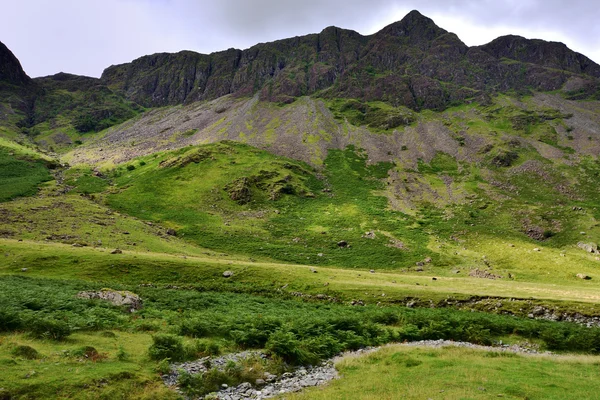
[23,73,142,150]
[101,26,367,106]
[100,10,600,110]
[0,41,29,85]
[480,35,600,78]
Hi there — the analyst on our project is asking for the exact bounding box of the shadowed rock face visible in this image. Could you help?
[479,35,600,78]
[100,10,600,110]
[0,41,29,85]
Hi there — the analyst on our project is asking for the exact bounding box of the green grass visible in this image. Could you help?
[3,238,600,312]
[4,274,600,399]
[101,142,438,269]
[1,91,600,398]
[326,98,416,133]
[0,331,175,400]
[285,345,600,400]
[0,146,53,202]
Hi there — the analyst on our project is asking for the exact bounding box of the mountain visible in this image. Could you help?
[100,10,600,109]
[4,10,600,399]
[0,41,29,85]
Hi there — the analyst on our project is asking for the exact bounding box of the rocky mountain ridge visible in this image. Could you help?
[99,10,600,109]
[1,10,599,153]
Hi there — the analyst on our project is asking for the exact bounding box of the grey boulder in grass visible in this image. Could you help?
[77,289,143,312]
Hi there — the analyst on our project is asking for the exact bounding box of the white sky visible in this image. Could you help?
[1,0,598,78]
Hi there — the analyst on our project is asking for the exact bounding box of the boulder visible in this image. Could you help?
[337,240,348,248]
[223,271,234,278]
[576,273,592,280]
[577,242,598,253]
[77,289,142,312]
[110,249,122,254]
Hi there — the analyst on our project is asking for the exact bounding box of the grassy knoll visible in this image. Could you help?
[103,141,448,269]
[285,345,600,400]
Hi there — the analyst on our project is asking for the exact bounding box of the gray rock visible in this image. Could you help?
[337,240,348,248]
[77,289,142,312]
[577,273,592,280]
[578,242,598,253]
[223,271,234,278]
[110,249,123,254]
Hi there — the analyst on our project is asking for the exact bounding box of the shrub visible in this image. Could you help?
[11,345,40,360]
[179,318,213,338]
[337,330,367,350]
[178,368,231,398]
[303,334,342,359]
[29,318,71,340]
[148,334,185,361]
[154,358,171,375]
[0,309,22,332]
[266,330,312,365]
[126,165,136,171]
[191,340,220,357]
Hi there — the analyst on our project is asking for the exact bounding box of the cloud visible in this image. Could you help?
[1,0,598,77]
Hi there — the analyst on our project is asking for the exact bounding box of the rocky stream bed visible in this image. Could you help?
[162,340,549,399]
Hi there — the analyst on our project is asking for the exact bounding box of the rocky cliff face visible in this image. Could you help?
[101,25,368,107]
[479,35,600,78]
[0,41,29,85]
[100,10,600,110]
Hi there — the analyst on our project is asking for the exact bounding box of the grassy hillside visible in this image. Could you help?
[1,91,600,399]
[0,144,54,202]
[103,141,437,269]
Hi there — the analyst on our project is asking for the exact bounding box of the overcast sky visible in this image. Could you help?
[2,0,599,78]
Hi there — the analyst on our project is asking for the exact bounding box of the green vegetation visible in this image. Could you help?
[2,20,600,399]
[0,91,599,398]
[327,99,416,132]
[100,142,438,268]
[286,345,600,400]
[4,274,600,398]
[0,146,53,202]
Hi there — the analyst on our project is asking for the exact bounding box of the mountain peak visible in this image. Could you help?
[375,10,447,47]
[0,41,29,85]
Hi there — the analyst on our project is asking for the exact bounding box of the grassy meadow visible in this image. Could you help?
[284,345,600,400]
